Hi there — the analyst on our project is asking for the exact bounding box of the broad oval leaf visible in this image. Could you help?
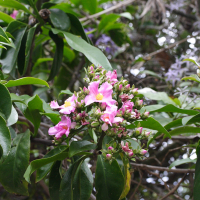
[0,83,12,120]
[182,74,200,83]
[0,130,30,195]
[24,145,68,183]
[82,0,97,14]
[0,116,11,160]
[0,0,32,14]
[169,126,200,136]
[5,77,49,88]
[0,11,15,24]
[7,105,18,126]
[50,9,71,31]
[52,28,112,71]
[95,155,124,200]
[69,140,97,157]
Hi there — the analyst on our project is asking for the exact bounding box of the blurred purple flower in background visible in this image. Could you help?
[10,10,18,19]
[85,28,94,40]
[168,0,185,11]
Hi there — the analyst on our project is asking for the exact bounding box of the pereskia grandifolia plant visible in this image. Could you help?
[48,65,150,163]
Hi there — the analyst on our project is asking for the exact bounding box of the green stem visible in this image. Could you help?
[97,132,106,150]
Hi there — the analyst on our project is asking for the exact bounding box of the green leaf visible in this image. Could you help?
[120,12,133,20]
[73,160,93,200]
[0,11,15,24]
[60,156,86,200]
[50,9,71,31]
[126,139,140,150]
[67,13,90,43]
[69,140,97,157]
[24,145,68,183]
[0,0,32,14]
[183,58,200,66]
[140,104,199,115]
[194,149,200,200]
[6,20,26,33]
[59,89,73,96]
[82,0,97,14]
[169,126,200,136]
[98,14,119,32]
[33,58,54,71]
[182,114,200,126]
[139,70,163,79]
[7,105,18,126]
[0,83,12,120]
[169,158,196,169]
[182,74,200,83]
[24,95,44,136]
[41,113,61,125]
[127,117,171,138]
[89,128,97,143]
[1,27,27,74]
[52,28,112,71]
[95,155,124,200]
[0,130,30,195]
[5,77,49,88]
[49,161,61,200]
[17,0,31,5]
[48,31,64,81]
[0,116,11,160]
[20,24,38,75]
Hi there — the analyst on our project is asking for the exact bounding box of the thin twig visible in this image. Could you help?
[131,163,195,173]
[79,0,136,22]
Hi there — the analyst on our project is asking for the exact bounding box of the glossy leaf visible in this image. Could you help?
[1,27,27,74]
[140,104,199,115]
[169,126,200,136]
[52,28,112,71]
[59,89,73,96]
[69,140,97,157]
[5,77,49,88]
[0,11,15,24]
[194,149,200,200]
[127,117,171,138]
[182,114,200,126]
[182,74,200,83]
[73,161,93,200]
[6,20,26,33]
[126,139,140,150]
[49,161,61,200]
[0,0,32,14]
[32,58,53,70]
[48,31,64,81]
[24,145,68,183]
[21,24,38,75]
[183,58,199,66]
[41,113,61,125]
[67,13,90,43]
[169,158,196,169]
[7,105,18,126]
[60,156,86,200]
[50,9,71,31]
[82,0,97,14]
[24,95,44,136]
[0,83,12,120]
[0,116,11,160]
[0,130,30,195]
[95,155,124,200]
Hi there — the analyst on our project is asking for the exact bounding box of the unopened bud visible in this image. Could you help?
[136,127,143,135]
[125,84,130,90]
[132,88,138,95]
[145,131,151,137]
[128,150,134,157]
[108,146,114,150]
[106,154,112,160]
[91,121,100,127]
[140,149,147,155]
[118,84,123,91]
[83,86,89,94]
[100,102,107,110]
[76,113,82,121]
[143,111,149,117]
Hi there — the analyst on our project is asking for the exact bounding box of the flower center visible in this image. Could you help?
[96,93,103,100]
[64,101,71,107]
[62,125,68,130]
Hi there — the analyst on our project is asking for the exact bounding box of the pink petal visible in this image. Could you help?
[48,127,58,135]
[102,123,108,131]
[85,94,96,106]
[99,82,113,98]
[71,122,76,129]
[50,101,60,109]
[88,81,99,96]
[113,117,123,123]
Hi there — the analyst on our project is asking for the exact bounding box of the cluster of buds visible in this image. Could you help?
[48,65,150,161]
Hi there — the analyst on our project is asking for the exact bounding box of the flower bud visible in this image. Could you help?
[118,84,123,92]
[83,86,89,94]
[132,88,138,95]
[76,101,82,109]
[100,102,107,110]
[108,146,114,150]
[128,150,134,157]
[76,113,82,121]
[140,149,147,155]
[106,154,112,160]
[91,121,100,127]
[89,66,94,71]
[143,111,149,118]
[145,131,150,137]
[136,127,143,135]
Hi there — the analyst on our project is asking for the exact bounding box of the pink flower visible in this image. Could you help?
[85,81,116,107]
[10,10,18,19]
[59,94,77,114]
[119,94,134,102]
[50,101,60,109]
[106,154,112,160]
[106,70,118,85]
[48,116,72,139]
[101,106,123,131]
[122,100,134,113]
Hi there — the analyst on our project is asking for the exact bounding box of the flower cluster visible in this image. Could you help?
[48,65,150,161]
